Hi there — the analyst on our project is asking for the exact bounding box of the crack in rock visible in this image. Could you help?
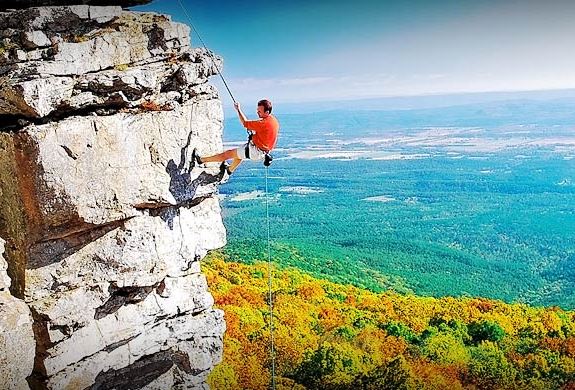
[94,283,156,320]
[89,349,191,390]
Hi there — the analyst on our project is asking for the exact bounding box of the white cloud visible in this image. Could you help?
[217,68,575,106]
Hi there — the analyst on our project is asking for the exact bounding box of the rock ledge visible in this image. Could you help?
[0,0,152,10]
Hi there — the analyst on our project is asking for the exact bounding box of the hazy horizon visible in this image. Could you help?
[223,87,575,115]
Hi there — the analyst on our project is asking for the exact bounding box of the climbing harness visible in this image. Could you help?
[176,1,277,388]
[246,132,274,167]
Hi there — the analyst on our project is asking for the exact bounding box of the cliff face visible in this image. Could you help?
[0,5,227,389]
[0,238,36,389]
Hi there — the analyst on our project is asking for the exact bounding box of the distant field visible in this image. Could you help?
[217,100,575,309]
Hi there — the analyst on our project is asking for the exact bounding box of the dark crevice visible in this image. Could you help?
[27,308,51,390]
[104,334,139,353]
[0,115,33,132]
[180,194,216,209]
[51,98,130,120]
[1,93,207,132]
[156,279,166,295]
[94,283,156,320]
[1,86,219,132]
[0,103,126,132]
[60,144,77,160]
[45,18,103,35]
[77,81,145,102]
[135,194,215,214]
[37,217,131,244]
[160,62,209,94]
[153,314,169,324]
[48,321,81,339]
[133,201,172,210]
[89,349,191,390]
[28,219,128,269]
[48,278,73,294]
[160,69,184,94]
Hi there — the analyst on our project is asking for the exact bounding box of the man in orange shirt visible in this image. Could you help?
[193,99,279,176]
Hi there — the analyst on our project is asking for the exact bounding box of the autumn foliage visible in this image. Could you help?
[203,255,575,389]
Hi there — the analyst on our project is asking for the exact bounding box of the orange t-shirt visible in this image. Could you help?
[245,115,279,152]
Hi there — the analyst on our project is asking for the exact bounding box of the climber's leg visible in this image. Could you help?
[228,158,242,173]
[200,148,239,163]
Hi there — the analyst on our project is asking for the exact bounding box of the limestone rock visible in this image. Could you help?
[0,239,35,389]
[33,273,216,376]
[0,292,36,389]
[20,30,51,49]
[0,48,222,117]
[0,8,189,76]
[48,309,225,389]
[0,76,75,117]
[0,238,10,289]
[26,199,226,302]
[0,5,228,389]
[0,96,223,247]
[0,4,224,120]
[0,1,153,10]
[0,5,122,32]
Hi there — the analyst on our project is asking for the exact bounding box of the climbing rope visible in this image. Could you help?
[264,165,276,389]
[176,0,237,104]
[175,2,277,388]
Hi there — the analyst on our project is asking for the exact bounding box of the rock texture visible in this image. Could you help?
[0,5,227,389]
[0,6,221,119]
[0,238,36,389]
[0,1,152,10]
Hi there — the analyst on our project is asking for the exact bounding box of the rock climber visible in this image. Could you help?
[192,99,279,177]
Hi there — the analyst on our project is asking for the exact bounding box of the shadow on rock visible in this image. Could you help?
[163,159,224,229]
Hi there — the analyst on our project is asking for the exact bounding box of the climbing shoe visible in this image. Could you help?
[191,148,203,168]
[220,161,233,176]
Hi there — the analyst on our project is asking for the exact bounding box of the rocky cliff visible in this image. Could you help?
[0,4,227,389]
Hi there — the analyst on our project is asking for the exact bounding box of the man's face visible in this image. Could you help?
[256,105,267,118]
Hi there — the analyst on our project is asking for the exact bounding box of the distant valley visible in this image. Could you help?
[218,93,575,309]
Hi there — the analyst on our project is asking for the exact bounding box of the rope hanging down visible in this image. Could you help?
[176,1,277,388]
[176,0,237,104]
[264,165,276,389]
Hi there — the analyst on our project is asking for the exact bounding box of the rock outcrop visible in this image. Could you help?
[0,1,152,10]
[0,4,227,389]
[0,238,36,389]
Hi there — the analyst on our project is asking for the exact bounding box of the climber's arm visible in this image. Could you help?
[234,102,248,127]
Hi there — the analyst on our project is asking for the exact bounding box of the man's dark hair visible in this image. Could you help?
[258,99,273,114]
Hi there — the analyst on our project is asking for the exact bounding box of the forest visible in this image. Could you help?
[210,98,575,388]
[218,97,575,309]
[220,151,575,308]
[204,255,575,389]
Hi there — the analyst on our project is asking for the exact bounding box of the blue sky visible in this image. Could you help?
[134,0,575,106]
